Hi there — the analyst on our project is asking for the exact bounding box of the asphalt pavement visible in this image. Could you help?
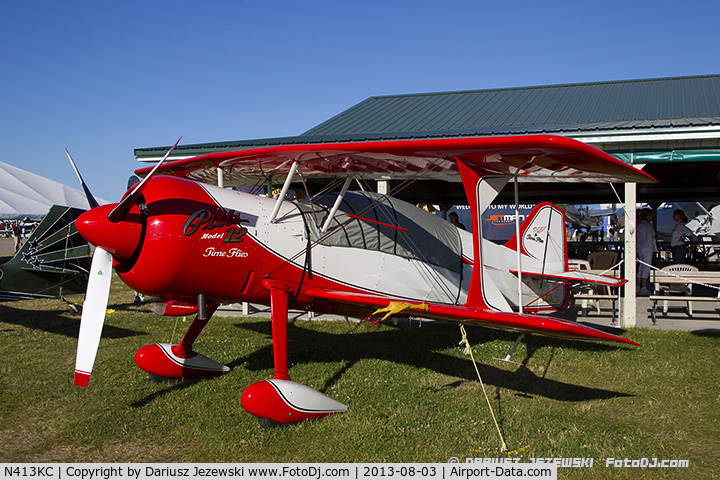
[0,237,16,256]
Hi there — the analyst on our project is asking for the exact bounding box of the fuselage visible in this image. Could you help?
[76,176,475,316]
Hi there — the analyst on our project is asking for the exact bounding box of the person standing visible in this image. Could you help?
[670,209,693,264]
[448,212,466,230]
[12,222,22,253]
[636,209,657,296]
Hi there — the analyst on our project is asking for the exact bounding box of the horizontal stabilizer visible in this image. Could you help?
[510,269,627,287]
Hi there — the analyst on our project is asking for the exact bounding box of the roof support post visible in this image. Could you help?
[268,161,298,224]
[623,181,637,327]
[320,176,353,233]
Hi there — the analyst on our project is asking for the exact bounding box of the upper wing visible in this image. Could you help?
[135,135,655,185]
[305,288,640,346]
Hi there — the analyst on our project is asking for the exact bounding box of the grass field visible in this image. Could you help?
[1,274,718,479]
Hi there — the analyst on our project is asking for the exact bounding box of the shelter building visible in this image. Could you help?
[136,75,720,205]
[135,74,720,327]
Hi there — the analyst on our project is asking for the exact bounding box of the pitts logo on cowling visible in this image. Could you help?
[183,208,248,244]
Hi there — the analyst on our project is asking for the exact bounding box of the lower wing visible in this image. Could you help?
[305,288,640,347]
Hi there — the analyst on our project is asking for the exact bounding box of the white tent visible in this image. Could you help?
[0,161,103,220]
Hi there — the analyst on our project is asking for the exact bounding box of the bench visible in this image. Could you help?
[647,295,720,324]
[573,293,620,324]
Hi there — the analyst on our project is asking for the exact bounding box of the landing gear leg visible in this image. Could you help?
[269,286,291,381]
[134,293,230,379]
[241,280,347,427]
[173,293,217,358]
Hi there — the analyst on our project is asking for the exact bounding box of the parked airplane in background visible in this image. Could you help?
[656,202,717,241]
[686,204,720,238]
[563,202,719,244]
[69,135,654,427]
[0,205,90,301]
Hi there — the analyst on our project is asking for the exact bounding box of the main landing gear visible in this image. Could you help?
[134,287,347,428]
[135,294,230,379]
[241,280,347,428]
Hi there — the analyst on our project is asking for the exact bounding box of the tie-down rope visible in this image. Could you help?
[459,325,507,453]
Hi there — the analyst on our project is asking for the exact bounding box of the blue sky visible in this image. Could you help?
[1,1,719,201]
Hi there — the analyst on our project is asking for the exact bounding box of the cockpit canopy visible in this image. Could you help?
[298,191,462,274]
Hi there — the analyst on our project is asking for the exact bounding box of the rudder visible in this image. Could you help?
[503,202,568,274]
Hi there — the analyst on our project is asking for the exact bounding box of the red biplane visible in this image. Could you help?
[71,135,653,427]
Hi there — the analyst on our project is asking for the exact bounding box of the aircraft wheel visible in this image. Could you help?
[148,373,180,384]
[258,417,288,429]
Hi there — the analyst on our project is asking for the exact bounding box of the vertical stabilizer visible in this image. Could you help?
[503,202,568,275]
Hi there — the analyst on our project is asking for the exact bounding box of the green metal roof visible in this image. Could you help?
[135,75,720,160]
[134,136,306,160]
[304,75,720,137]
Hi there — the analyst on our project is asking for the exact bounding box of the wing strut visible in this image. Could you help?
[320,176,353,233]
[268,161,298,224]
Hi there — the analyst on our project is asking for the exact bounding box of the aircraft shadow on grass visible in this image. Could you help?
[130,318,634,409]
[691,329,720,338]
[0,302,146,340]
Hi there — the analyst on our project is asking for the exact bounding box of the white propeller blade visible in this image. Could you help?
[74,247,113,387]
